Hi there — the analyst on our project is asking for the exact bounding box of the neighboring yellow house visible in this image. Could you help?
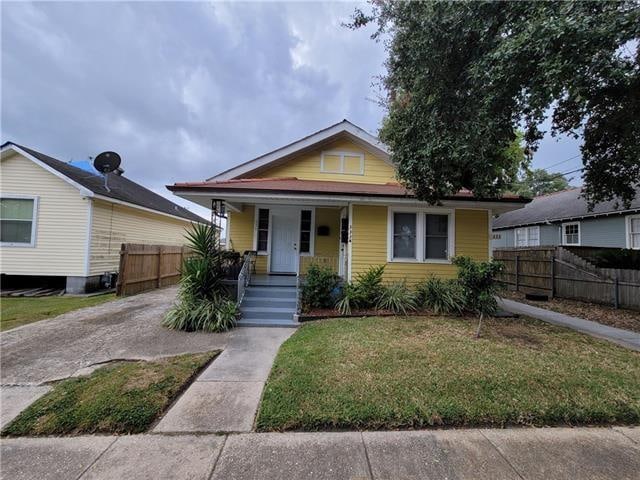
[1,142,206,293]
[170,120,528,285]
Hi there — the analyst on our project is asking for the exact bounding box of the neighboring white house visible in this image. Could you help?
[492,187,640,250]
[1,142,206,293]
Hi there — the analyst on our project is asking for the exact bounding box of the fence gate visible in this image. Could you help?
[116,243,189,297]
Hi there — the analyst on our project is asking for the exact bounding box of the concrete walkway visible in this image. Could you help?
[2,427,639,479]
[499,298,640,351]
[154,327,295,433]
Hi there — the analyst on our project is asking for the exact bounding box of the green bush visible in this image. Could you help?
[301,264,340,311]
[163,223,238,332]
[417,276,466,315]
[377,281,418,315]
[335,265,386,314]
[453,256,503,337]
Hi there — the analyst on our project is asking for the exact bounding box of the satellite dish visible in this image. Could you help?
[93,151,121,174]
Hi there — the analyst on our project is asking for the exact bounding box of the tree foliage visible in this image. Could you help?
[351,1,640,208]
[510,169,571,198]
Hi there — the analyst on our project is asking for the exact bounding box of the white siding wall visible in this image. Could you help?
[0,152,89,276]
[89,199,193,275]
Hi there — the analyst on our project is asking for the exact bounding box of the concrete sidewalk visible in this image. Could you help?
[498,298,640,351]
[154,327,295,433]
[2,427,639,480]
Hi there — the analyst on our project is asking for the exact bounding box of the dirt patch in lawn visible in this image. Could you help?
[1,351,219,436]
[501,290,640,333]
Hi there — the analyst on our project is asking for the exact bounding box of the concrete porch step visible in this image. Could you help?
[236,318,299,327]
[244,287,297,299]
[241,306,296,320]
[242,297,297,309]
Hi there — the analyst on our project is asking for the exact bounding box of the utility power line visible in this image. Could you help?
[539,154,581,170]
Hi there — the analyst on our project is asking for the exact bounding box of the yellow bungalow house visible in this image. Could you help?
[170,120,528,326]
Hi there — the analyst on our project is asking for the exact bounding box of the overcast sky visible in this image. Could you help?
[2,1,582,219]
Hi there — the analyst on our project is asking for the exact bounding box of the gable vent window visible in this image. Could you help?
[257,208,269,252]
[299,210,313,254]
[0,197,37,246]
[320,151,364,175]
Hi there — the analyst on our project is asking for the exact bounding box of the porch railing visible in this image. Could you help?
[237,251,255,304]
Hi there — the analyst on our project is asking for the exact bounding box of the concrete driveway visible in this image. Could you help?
[1,286,231,427]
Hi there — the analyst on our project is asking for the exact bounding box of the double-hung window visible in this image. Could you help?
[626,215,640,249]
[256,208,269,252]
[392,212,417,259]
[0,197,37,246]
[389,209,453,262]
[515,226,540,247]
[562,222,580,246]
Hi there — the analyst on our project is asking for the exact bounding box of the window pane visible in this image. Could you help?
[257,230,268,251]
[426,237,447,259]
[300,210,312,230]
[632,233,640,249]
[631,218,640,233]
[528,227,539,246]
[1,220,32,243]
[0,198,33,220]
[343,155,362,174]
[258,209,269,229]
[322,155,341,172]
[393,213,416,258]
[425,214,448,236]
[300,231,310,253]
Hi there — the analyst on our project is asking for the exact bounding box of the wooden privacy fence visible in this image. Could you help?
[116,244,190,296]
[494,247,640,310]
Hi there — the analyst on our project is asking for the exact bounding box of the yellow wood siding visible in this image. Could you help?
[89,199,193,276]
[228,206,341,274]
[227,206,267,274]
[300,207,340,273]
[253,138,396,184]
[351,205,488,283]
[0,153,89,276]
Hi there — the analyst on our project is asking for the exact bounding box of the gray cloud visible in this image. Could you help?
[1,1,580,219]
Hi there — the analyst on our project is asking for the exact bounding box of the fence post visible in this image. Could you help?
[116,243,128,296]
[550,255,555,298]
[614,275,619,309]
[156,246,163,288]
[515,254,520,291]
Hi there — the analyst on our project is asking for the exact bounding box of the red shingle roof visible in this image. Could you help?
[168,177,528,203]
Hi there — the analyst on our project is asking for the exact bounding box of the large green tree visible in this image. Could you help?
[351,1,639,207]
[510,169,571,198]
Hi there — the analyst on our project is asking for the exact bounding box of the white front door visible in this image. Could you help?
[270,212,298,273]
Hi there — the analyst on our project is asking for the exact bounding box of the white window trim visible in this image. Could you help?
[561,221,581,246]
[253,206,272,255]
[514,226,540,247]
[320,150,365,175]
[626,214,640,249]
[298,208,316,257]
[0,194,39,247]
[252,205,316,257]
[386,206,455,264]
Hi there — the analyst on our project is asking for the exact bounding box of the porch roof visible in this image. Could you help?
[168,177,529,204]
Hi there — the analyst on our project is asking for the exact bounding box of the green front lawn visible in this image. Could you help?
[257,316,640,431]
[0,294,116,331]
[2,351,218,436]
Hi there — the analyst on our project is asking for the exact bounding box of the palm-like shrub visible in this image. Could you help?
[163,223,238,332]
[377,281,417,315]
[417,276,466,315]
[335,265,385,315]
